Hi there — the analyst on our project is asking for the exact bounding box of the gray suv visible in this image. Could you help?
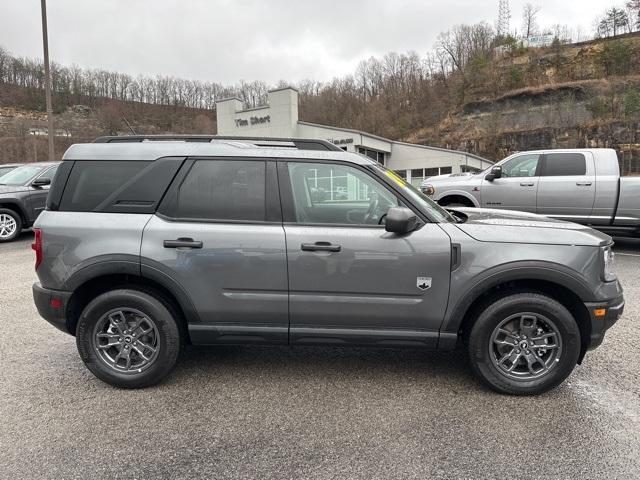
[32,136,624,395]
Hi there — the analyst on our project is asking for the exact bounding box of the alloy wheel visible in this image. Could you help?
[0,213,17,239]
[489,312,563,381]
[92,308,160,373]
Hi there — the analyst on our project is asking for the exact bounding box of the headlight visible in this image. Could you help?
[422,184,435,196]
[603,246,616,282]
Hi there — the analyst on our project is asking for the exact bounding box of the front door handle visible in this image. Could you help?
[301,242,341,252]
[163,238,203,249]
[520,182,535,186]
[576,182,592,186]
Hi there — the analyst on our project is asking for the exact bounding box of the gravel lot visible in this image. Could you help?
[1,232,639,479]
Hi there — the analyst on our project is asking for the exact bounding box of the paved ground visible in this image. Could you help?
[1,232,639,479]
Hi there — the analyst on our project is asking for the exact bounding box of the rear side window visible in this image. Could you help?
[59,159,183,213]
[174,160,266,221]
[543,153,586,176]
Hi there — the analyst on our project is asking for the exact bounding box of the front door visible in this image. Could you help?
[27,164,58,222]
[141,159,289,345]
[280,161,452,348]
[481,153,541,212]
[536,151,596,222]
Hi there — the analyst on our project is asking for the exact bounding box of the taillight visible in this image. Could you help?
[32,228,42,270]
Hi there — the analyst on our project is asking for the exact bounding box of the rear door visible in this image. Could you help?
[280,160,452,347]
[480,153,540,212]
[141,158,289,345]
[536,152,596,222]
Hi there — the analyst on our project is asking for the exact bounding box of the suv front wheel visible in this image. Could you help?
[0,208,22,243]
[468,292,581,395]
[76,289,182,388]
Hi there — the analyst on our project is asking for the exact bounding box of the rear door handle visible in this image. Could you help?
[576,182,592,186]
[520,182,535,186]
[163,238,203,249]
[301,242,341,252]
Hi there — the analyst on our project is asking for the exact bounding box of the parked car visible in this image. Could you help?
[421,149,640,237]
[0,163,23,178]
[32,136,623,394]
[0,162,60,242]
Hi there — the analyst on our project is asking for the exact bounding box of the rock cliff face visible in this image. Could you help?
[408,33,640,173]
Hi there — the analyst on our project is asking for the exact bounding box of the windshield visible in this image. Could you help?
[369,164,456,223]
[0,165,46,186]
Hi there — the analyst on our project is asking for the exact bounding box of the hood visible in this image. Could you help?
[423,173,476,185]
[451,207,611,247]
[0,184,28,195]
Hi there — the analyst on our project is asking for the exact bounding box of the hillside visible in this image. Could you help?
[407,32,640,174]
[2,33,640,171]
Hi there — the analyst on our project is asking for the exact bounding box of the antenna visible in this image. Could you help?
[122,116,136,135]
[497,0,511,37]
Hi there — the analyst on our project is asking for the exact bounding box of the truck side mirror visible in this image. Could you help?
[385,207,420,234]
[485,166,502,181]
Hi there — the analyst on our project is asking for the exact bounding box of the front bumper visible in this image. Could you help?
[33,282,73,335]
[584,295,625,351]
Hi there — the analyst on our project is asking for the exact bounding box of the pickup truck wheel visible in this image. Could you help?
[0,208,22,243]
[468,293,581,395]
[76,289,182,388]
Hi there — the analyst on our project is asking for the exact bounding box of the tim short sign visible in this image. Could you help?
[235,115,271,127]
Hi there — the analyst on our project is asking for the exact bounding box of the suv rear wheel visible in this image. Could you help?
[0,208,22,243]
[467,292,581,395]
[76,289,182,388]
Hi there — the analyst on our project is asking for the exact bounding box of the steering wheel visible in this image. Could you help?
[363,192,380,224]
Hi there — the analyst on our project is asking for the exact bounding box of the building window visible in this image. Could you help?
[394,170,406,179]
[424,167,439,178]
[358,147,386,166]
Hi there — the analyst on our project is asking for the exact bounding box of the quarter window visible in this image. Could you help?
[500,154,540,178]
[286,162,400,225]
[543,153,587,176]
[176,160,266,221]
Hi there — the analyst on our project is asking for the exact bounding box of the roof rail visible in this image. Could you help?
[93,135,343,152]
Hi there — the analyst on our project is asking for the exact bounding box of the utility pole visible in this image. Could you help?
[41,0,55,161]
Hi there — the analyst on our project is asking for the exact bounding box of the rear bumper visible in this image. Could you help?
[584,295,625,351]
[33,282,73,335]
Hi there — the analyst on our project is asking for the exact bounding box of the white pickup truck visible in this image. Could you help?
[421,148,640,236]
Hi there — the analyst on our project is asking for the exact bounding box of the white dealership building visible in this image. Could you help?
[216,87,493,187]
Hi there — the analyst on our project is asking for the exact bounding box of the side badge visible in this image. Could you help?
[417,277,432,291]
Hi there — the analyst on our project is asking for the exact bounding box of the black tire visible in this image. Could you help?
[468,292,581,395]
[76,289,182,388]
[0,208,22,243]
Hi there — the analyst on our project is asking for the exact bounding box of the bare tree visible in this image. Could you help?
[522,3,541,38]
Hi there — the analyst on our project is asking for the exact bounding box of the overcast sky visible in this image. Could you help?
[0,0,619,85]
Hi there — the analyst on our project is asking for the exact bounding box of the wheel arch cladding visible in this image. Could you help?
[445,264,593,362]
[65,269,196,342]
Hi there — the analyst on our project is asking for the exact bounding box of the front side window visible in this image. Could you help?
[287,162,400,225]
[176,160,265,221]
[501,154,540,178]
[543,153,587,176]
[0,164,47,186]
[37,165,59,183]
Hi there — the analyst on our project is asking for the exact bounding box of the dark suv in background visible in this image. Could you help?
[0,162,59,242]
[32,136,623,394]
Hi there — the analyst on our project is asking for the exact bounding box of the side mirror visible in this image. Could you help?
[485,166,502,181]
[31,177,51,188]
[385,207,420,234]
